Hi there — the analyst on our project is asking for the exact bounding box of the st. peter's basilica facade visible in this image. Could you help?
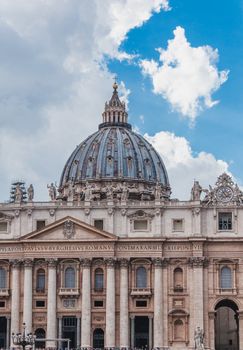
[0,83,243,350]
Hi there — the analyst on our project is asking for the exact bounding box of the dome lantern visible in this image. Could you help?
[99,83,130,129]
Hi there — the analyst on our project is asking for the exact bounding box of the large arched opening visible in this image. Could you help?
[215,299,239,350]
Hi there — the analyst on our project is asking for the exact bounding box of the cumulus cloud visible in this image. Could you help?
[145,131,230,199]
[0,0,169,201]
[140,26,229,124]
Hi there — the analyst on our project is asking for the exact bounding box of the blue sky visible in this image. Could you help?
[0,0,242,201]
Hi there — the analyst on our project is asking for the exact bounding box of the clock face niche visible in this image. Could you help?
[216,185,234,203]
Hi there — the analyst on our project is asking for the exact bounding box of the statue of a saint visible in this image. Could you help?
[27,184,34,201]
[84,182,92,201]
[191,181,202,201]
[47,183,56,201]
[154,181,162,200]
[194,327,204,350]
[106,184,113,200]
[15,184,23,202]
[121,182,129,201]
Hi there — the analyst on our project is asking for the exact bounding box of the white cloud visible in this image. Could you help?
[145,131,230,199]
[0,0,169,201]
[140,26,229,124]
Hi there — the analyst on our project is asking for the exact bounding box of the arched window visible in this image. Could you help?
[35,328,46,348]
[174,319,184,340]
[136,266,147,288]
[93,328,104,348]
[0,267,6,288]
[36,269,45,292]
[174,267,183,290]
[65,267,76,288]
[220,266,232,289]
[95,268,104,291]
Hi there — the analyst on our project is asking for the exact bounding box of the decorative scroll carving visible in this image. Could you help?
[63,220,75,239]
[202,173,243,206]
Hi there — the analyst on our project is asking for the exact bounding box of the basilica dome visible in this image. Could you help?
[59,83,170,201]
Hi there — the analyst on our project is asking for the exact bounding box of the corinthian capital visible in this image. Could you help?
[105,257,116,267]
[80,258,91,268]
[23,259,34,267]
[46,258,58,267]
[119,258,129,268]
[189,256,208,268]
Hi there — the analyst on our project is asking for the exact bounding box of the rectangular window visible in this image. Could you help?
[36,220,46,230]
[173,219,183,231]
[136,300,147,307]
[36,300,45,307]
[94,219,104,230]
[134,220,148,230]
[94,300,104,307]
[0,301,5,308]
[218,212,232,230]
[0,222,7,232]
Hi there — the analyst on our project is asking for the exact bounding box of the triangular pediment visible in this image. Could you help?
[21,216,117,241]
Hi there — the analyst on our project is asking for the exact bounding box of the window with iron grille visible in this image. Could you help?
[218,212,232,230]
[0,268,6,288]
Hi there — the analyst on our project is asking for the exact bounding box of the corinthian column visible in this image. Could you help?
[153,258,163,348]
[189,256,207,347]
[23,259,33,333]
[81,258,91,349]
[105,258,116,348]
[119,258,129,348]
[10,260,21,344]
[46,259,58,348]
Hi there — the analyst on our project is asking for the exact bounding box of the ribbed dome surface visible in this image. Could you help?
[60,126,169,187]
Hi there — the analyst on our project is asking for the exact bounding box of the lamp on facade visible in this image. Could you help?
[12,323,36,350]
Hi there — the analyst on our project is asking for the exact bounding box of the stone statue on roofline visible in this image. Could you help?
[191,180,202,201]
[27,184,34,201]
[15,184,23,202]
[47,183,57,201]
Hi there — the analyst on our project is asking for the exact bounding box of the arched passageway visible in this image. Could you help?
[215,299,239,350]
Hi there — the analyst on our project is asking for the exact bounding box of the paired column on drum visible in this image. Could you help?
[46,259,58,348]
[23,259,33,333]
[119,258,129,348]
[153,258,164,348]
[81,258,91,348]
[10,260,21,344]
[105,258,116,348]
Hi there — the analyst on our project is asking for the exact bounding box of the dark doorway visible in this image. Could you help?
[93,328,104,348]
[0,317,7,348]
[62,317,77,349]
[35,328,46,348]
[215,299,239,350]
[134,316,149,349]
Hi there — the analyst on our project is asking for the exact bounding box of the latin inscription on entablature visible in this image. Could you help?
[164,244,191,252]
[117,243,162,252]
[0,243,115,254]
